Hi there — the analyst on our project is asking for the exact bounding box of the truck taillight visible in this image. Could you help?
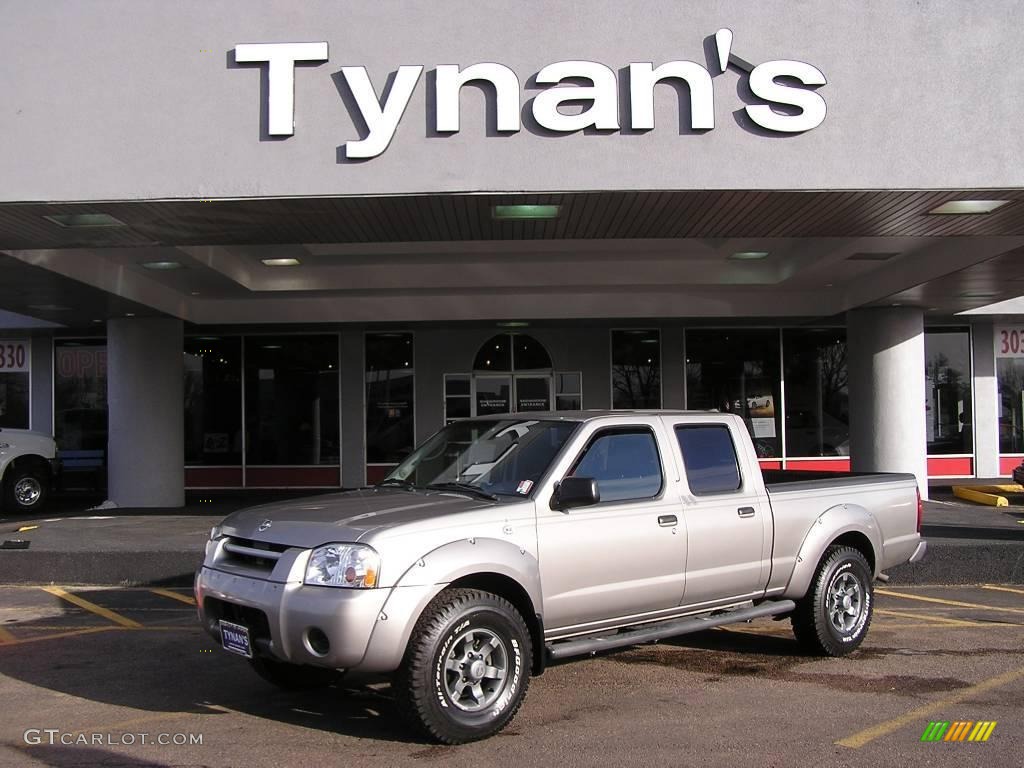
[916,488,923,533]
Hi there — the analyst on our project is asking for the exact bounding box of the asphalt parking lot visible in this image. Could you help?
[0,584,1020,768]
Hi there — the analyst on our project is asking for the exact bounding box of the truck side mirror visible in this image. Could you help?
[552,477,600,511]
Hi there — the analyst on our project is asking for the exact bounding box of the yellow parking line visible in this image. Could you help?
[0,627,118,647]
[876,589,1024,615]
[981,584,1024,597]
[837,664,1024,749]
[68,710,198,739]
[0,625,16,644]
[874,609,984,627]
[40,586,143,628]
[150,587,196,606]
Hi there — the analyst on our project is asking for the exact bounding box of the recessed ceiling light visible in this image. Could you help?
[261,257,301,267]
[492,205,560,220]
[91,319,103,324]
[496,321,530,328]
[960,291,997,299]
[43,213,126,228]
[262,344,283,349]
[141,260,183,270]
[28,304,71,311]
[728,251,769,260]
[928,200,1010,215]
[125,312,136,317]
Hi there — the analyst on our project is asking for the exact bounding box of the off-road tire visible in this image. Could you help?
[4,466,48,514]
[792,545,873,656]
[249,657,341,690]
[393,588,531,744]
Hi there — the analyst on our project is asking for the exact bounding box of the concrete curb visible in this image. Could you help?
[0,551,203,587]
[886,539,1024,585]
[0,538,1020,587]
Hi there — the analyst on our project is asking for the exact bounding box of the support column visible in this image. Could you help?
[970,322,1000,478]
[847,308,928,499]
[340,329,365,489]
[107,318,184,507]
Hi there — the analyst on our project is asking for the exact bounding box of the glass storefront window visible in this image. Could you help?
[998,358,1024,453]
[0,372,29,429]
[444,374,471,422]
[611,330,661,409]
[555,372,583,410]
[54,340,106,451]
[366,333,415,464]
[783,330,849,457]
[926,328,972,455]
[686,329,781,457]
[244,336,339,465]
[184,337,242,465]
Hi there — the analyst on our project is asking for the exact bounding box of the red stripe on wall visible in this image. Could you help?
[786,459,852,472]
[999,456,1023,476]
[245,466,341,487]
[757,460,782,470]
[366,465,397,485]
[926,457,974,476]
[185,467,243,487]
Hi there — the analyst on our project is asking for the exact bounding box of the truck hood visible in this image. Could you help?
[220,488,498,550]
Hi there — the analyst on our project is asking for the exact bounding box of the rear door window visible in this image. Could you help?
[675,425,742,495]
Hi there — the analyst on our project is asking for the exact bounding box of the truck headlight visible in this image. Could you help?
[305,544,380,588]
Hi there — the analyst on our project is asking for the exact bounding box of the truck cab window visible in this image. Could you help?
[570,430,662,502]
[675,425,742,495]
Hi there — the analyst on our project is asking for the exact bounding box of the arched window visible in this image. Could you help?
[473,334,552,372]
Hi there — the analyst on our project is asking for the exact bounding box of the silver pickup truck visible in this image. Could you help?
[196,411,926,743]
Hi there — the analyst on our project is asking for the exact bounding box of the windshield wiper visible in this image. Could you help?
[425,482,498,501]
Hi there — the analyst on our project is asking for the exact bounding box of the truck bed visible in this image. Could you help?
[762,469,917,494]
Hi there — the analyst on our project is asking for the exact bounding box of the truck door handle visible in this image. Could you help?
[658,515,677,527]
[737,507,756,518]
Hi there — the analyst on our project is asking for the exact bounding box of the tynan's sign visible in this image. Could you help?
[234,29,827,159]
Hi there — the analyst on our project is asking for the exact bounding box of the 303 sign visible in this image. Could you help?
[995,326,1024,358]
[0,340,30,372]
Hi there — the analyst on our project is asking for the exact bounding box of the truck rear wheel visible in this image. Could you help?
[249,657,341,690]
[791,545,873,656]
[393,588,531,744]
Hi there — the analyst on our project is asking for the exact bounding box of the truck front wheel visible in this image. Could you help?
[4,464,49,514]
[394,588,531,744]
[791,545,873,656]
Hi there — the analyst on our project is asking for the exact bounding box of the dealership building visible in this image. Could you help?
[1,1,1023,506]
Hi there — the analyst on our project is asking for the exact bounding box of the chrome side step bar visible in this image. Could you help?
[546,599,796,661]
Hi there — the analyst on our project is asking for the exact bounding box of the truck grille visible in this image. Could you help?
[220,536,290,572]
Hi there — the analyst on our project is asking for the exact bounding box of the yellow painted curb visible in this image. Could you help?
[952,486,1008,507]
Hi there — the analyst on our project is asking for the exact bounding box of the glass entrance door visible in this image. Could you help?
[514,375,552,412]
[474,376,512,416]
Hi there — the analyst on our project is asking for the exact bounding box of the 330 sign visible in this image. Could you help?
[996,326,1024,358]
[0,340,30,372]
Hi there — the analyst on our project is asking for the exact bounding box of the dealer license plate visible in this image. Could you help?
[219,620,253,658]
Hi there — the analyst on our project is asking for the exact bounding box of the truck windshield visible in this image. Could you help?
[383,419,579,498]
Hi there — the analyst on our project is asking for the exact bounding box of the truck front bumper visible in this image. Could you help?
[196,566,434,673]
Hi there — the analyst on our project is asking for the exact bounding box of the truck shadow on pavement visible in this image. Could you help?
[0,593,420,745]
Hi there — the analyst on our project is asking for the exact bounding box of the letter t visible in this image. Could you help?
[235,42,329,135]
